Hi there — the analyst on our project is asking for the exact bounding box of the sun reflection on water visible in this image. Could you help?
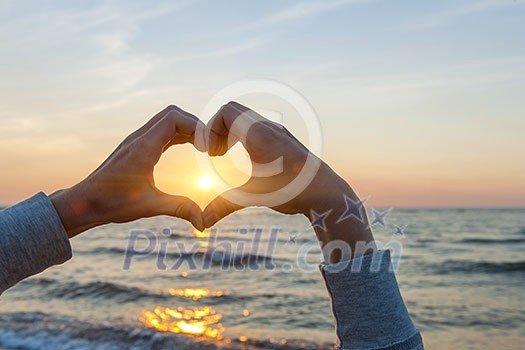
[140,306,224,339]
[168,288,224,301]
[193,228,210,238]
[140,287,226,339]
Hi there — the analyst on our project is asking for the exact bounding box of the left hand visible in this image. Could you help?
[50,105,206,238]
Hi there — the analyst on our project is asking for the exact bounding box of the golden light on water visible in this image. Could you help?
[168,288,224,301]
[193,228,210,239]
[197,176,213,190]
[139,306,224,339]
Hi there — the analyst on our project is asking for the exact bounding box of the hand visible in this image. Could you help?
[203,102,375,262]
[50,105,206,238]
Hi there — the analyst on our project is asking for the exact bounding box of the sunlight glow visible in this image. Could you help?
[197,176,213,190]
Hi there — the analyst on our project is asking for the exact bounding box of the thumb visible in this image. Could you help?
[203,190,244,228]
[154,193,204,231]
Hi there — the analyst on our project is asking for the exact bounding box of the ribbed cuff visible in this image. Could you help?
[320,250,422,350]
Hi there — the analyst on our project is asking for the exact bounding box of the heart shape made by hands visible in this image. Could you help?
[156,101,325,230]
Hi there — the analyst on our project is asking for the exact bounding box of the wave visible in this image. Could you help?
[434,260,525,274]
[0,312,330,350]
[15,278,278,305]
[515,227,525,235]
[16,278,170,302]
[79,246,285,269]
[457,238,525,244]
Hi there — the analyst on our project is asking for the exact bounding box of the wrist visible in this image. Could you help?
[305,165,352,216]
[305,171,376,263]
[49,182,103,238]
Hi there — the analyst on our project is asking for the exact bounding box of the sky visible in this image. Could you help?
[0,0,524,208]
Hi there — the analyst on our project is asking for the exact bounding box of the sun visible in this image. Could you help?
[197,176,213,190]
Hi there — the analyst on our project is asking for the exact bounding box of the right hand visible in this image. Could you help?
[202,102,375,259]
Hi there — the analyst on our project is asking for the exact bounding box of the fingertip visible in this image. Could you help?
[158,193,204,228]
[193,122,208,153]
[203,210,219,228]
[191,214,205,231]
[205,131,222,157]
[208,141,229,157]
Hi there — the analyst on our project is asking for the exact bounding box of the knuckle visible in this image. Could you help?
[164,106,183,118]
[224,101,243,111]
[173,200,191,218]
[164,110,178,122]
[254,121,278,138]
[165,107,180,118]
[246,123,278,150]
[219,102,232,113]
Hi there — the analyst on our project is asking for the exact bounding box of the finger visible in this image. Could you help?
[206,101,265,156]
[128,105,180,141]
[162,114,207,153]
[154,193,204,231]
[168,107,207,151]
[202,189,245,228]
[143,107,207,153]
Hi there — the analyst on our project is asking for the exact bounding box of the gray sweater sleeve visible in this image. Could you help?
[320,250,423,350]
[0,192,72,294]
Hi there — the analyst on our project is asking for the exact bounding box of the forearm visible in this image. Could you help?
[307,172,423,349]
[0,193,72,294]
[306,167,376,263]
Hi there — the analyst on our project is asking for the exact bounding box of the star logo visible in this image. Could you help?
[337,194,368,224]
[393,224,407,237]
[370,208,392,228]
[286,231,300,245]
[310,209,333,232]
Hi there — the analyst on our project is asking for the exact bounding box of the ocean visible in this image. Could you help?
[0,208,523,349]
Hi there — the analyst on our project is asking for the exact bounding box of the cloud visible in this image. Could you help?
[0,1,193,50]
[0,1,199,118]
[168,38,264,61]
[302,55,525,93]
[0,116,42,134]
[406,0,524,28]
[237,0,370,31]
